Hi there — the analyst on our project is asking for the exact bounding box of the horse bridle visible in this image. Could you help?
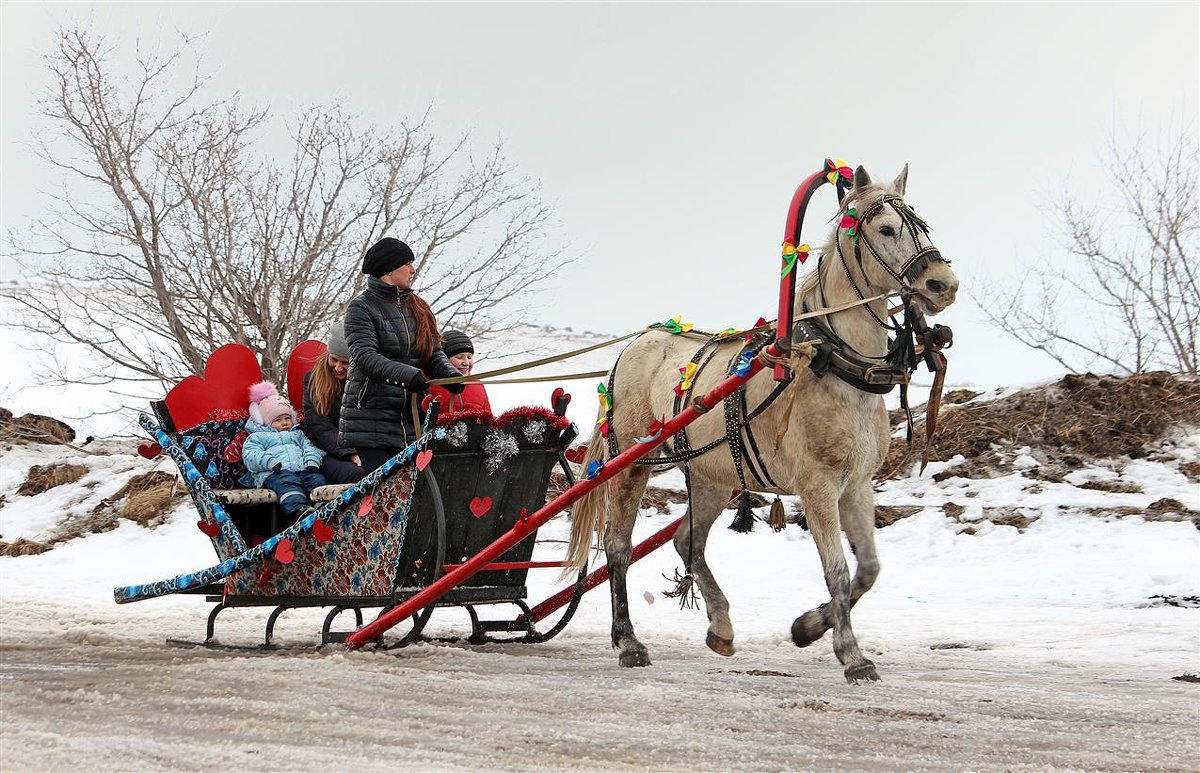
[832,192,949,330]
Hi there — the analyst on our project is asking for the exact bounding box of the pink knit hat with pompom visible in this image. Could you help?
[248,382,296,426]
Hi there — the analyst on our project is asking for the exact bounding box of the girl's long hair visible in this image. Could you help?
[308,351,342,418]
[405,293,439,364]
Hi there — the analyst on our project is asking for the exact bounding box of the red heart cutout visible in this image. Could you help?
[564,445,588,464]
[137,442,162,459]
[421,394,435,412]
[313,519,334,543]
[197,519,220,537]
[469,496,492,518]
[552,387,564,403]
[163,344,262,433]
[274,538,294,564]
[358,495,374,517]
[415,449,433,471]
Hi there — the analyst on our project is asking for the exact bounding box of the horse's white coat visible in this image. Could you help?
[567,166,960,681]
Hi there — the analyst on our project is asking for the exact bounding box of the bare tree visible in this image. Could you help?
[975,125,1197,375]
[4,29,561,387]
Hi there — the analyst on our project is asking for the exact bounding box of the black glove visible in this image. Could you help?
[408,372,429,393]
[272,463,283,473]
[444,380,466,395]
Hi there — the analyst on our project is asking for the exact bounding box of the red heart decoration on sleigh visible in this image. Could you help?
[564,445,588,464]
[551,387,564,403]
[197,519,221,537]
[274,538,295,564]
[162,344,262,433]
[358,495,374,517]
[421,394,435,412]
[312,519,334,543]
[469,496,493,518]
[415,449,433,471]
[137,442,162,459]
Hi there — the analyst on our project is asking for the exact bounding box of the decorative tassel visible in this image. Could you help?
[729,490,755,533]
[768,496,787,532]
[662,568,699,610]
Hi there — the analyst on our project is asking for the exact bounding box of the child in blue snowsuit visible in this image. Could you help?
[242,381,328,520]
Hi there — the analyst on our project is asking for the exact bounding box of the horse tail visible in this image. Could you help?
[565,430,611,573]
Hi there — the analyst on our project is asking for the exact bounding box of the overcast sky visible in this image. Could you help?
[2,2,1196,389]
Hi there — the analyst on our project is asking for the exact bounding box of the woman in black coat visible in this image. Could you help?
[302,319,366,484]
[338,237,464,471]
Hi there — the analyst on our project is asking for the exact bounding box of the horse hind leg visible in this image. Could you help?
[791,478,879,683]
[672,475,737,657]
[604,465,654,667]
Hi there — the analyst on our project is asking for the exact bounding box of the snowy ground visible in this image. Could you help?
[2,297,1198,769]
[2,434,1198,770]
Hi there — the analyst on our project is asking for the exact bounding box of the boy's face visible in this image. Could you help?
[449,352,473,375]
[271,414,294,431]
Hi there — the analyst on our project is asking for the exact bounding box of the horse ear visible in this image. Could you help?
[893,164,909,196]
[853,165,872,190]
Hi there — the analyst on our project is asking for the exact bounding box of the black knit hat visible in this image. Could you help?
[441,330,474,358]
[362,237,415,277]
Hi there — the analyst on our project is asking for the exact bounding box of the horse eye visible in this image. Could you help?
[879,225,896,237]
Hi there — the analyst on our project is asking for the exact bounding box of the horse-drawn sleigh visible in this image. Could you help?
[116,160,957,682]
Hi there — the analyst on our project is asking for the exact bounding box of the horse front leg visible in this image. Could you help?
[604,468,653,667]
[672,476,736,656]
[791,478,879,683]
[792,480,881,651]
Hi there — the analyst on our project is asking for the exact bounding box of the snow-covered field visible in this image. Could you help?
[1,310,1198,770]
[3,433,1198,769]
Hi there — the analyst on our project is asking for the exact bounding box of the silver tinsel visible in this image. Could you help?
[446,421,469,448]
[482,429,519,474]
[522,419,547,444]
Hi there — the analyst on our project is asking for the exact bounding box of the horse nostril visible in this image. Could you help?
[926,279,946,295]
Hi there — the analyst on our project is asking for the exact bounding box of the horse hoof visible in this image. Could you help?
[705,631,735,657]
[844,661,880,684]
[619,647,651,668]
[791,610,828,648]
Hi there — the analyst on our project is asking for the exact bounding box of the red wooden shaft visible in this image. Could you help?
[523,515,685,624]
[440,560,568,571]
[345,348,777,649]
[777,168,830,381]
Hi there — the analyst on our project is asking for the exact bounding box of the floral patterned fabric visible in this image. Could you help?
[178,419,250,490]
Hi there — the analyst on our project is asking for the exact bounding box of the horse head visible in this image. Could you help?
[833,165,959,316]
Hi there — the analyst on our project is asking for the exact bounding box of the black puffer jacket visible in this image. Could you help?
[338,278,459,451]
[302,369,355,459]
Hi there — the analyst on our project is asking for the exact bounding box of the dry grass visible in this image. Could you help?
[0,407,76,445]
[106,471,180,527]
[17,463,88,496]
[0,538,53,557]
[884,372,1200,479]
[4,471,183,558]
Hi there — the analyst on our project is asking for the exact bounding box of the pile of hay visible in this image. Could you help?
[2,471,183,557]
[0,407,76,445]
[17,463,88,496]
[883,371,1200,479]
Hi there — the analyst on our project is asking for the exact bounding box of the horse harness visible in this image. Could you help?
[602,192,955,530]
